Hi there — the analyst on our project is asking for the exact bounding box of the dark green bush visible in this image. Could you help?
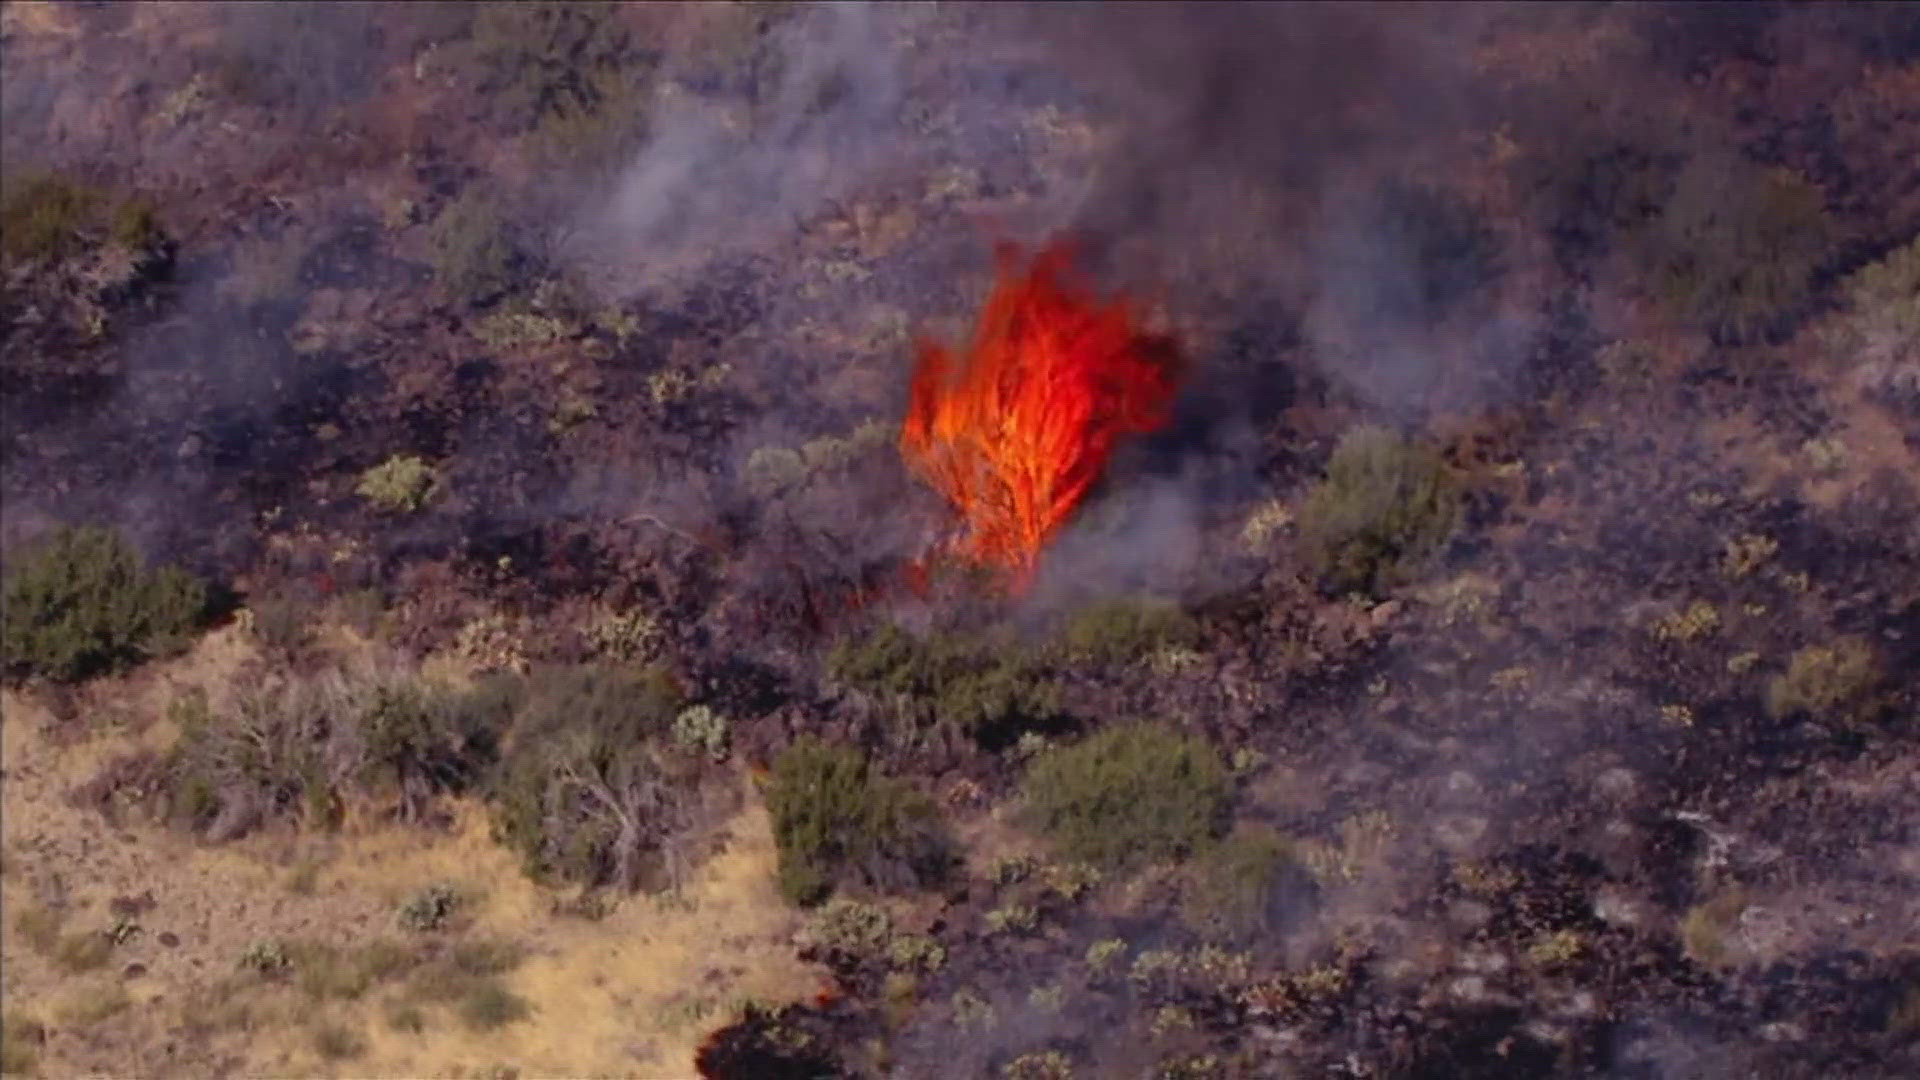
[489,665,698,891]
[1021,723,1231,871]
[1766,637,1887,725]
[766,738,955,906]
[424,191,527,305]
[828,625,1063,749]
[1181,825,1316,943]
[2,525,210,683]
[1630,151,1834,343]
[1298,427,1459,596]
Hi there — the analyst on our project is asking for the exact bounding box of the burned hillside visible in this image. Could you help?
[2,3,1917,1078]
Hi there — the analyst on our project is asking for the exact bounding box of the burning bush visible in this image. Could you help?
[2,525,211,684]
[1021,723,1231,872]
[766,737,956,906]
[900,240,1183,591]
[1298,426,1459,596]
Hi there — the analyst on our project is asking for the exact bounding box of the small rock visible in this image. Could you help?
[123,962,148,979]
[158,931,180,948]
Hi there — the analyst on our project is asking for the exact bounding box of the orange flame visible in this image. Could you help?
[900,239,1182,593]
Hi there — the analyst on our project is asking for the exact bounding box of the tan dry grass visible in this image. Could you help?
[1,629,824,1078]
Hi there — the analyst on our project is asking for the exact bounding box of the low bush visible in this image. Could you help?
[801,899,894,969]
[1056,596,1200,665]
[1766,636,1886,725]
[397,884,465,933]
[1824,237,1920,408]
[1630,151,1834,343]
[1,1010,46,1076]
[1182,826,1317,943]
[457,981,532,1031]
[424,191,527,306]
[489,665,703,891]
[1,173,103,263]
[167,662,506,838]
[766,738,956,906]
[828,625,1064,749]
[1298,427,1459,596]
[2,525,211,684]
[1,172,168,265]
[312,1022,367,1061]
[357,455,440,514]
[1021,723,1232,871]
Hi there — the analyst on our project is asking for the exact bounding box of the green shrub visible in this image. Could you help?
[828,625,1063,748]
[457,981,531,1031]
[1,172,102,262]
[2,525,210,683]
[239,939,291,976]
[1021,723,1231,871]
[1298,427,1459,596]
[357,454,440,513]
[1,1010,46,1076]
[312,1022,367,1061]
[1,172,171,271]
[359,674,512,824]
[1766,637,1886,725]
[1182,826,1315,943]
[1824,237,1920,406]
[489,665,698,891]
[424,191,524,305]
[801,899,894,966]
[1057,597,1200,665]
[1631,151,1833,342]
[397,884,464,933]
[766,738,955,906]
[385,1002,427,1033]
[671,704,730,762]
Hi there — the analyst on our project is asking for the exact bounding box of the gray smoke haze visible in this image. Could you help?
[570,2,931,296]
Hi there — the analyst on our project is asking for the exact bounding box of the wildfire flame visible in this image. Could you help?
[900,239,1182,592]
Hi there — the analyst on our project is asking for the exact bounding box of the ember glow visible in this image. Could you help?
[900,240,1183,592]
